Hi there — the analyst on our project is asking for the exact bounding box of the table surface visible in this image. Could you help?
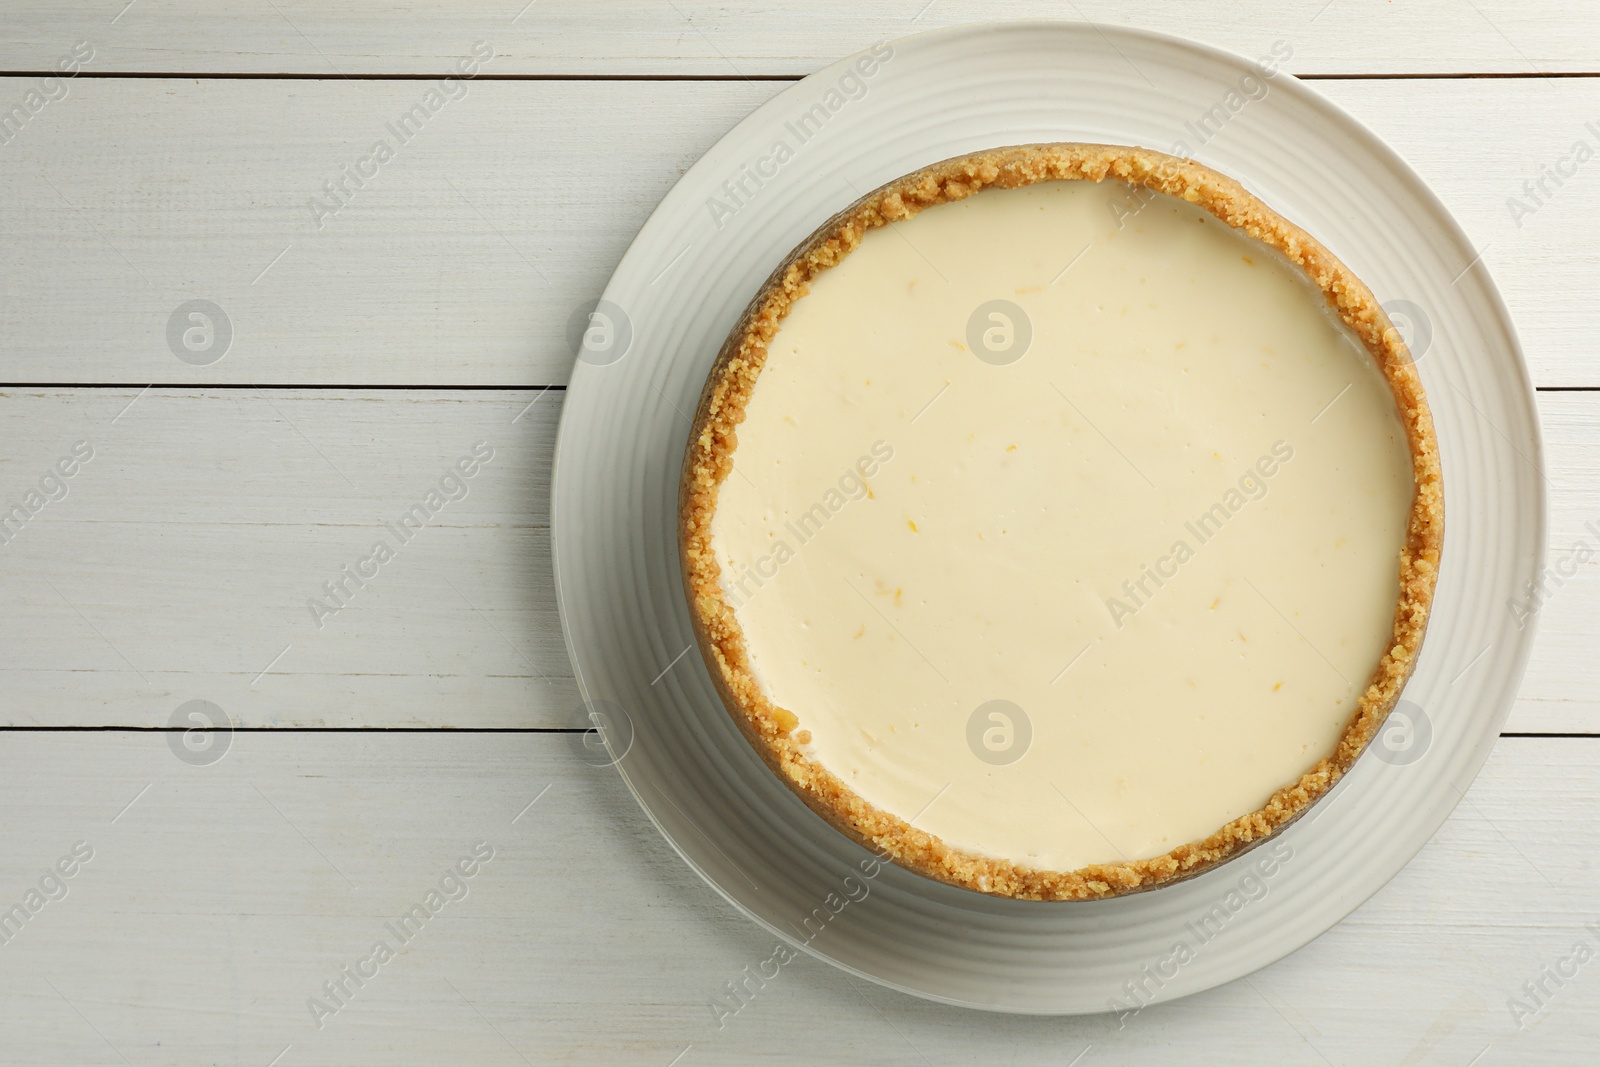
[1,4,1597,1064]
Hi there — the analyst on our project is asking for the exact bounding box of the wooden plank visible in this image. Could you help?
[0,2,1596,76]
[0,387,1592,731]
[1317,79,1600,396]
[1,77,1596,386]
[1521,393,1600,733]
[0,731,1592,1064]
[0,387,580,728]
[0,77,785,387]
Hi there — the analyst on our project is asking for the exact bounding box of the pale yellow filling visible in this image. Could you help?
[711,180,1412,872]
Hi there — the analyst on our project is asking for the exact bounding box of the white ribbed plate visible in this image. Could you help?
[551,22,1542,1014]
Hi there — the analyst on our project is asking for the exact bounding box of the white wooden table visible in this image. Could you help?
[1,4,1596,1063]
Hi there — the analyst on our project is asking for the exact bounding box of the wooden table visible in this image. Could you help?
[1,4,1596,1063]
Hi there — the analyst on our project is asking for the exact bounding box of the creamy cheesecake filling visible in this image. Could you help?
[709,178,1414,873]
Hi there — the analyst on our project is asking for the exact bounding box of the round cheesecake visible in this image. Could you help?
[680,144,1442,901]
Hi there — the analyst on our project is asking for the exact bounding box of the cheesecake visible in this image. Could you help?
[680,144,1442,901]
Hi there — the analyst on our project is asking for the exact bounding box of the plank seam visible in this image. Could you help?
[0,384,1586,393]
[0,727,1586,737]
[0,725,591,733]
[0,383,572,391]
[1,70,1598,82]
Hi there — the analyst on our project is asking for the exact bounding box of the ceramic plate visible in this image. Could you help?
[550,21,1543,1013]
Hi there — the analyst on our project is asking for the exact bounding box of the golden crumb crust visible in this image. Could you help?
[678,143,1443,901]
